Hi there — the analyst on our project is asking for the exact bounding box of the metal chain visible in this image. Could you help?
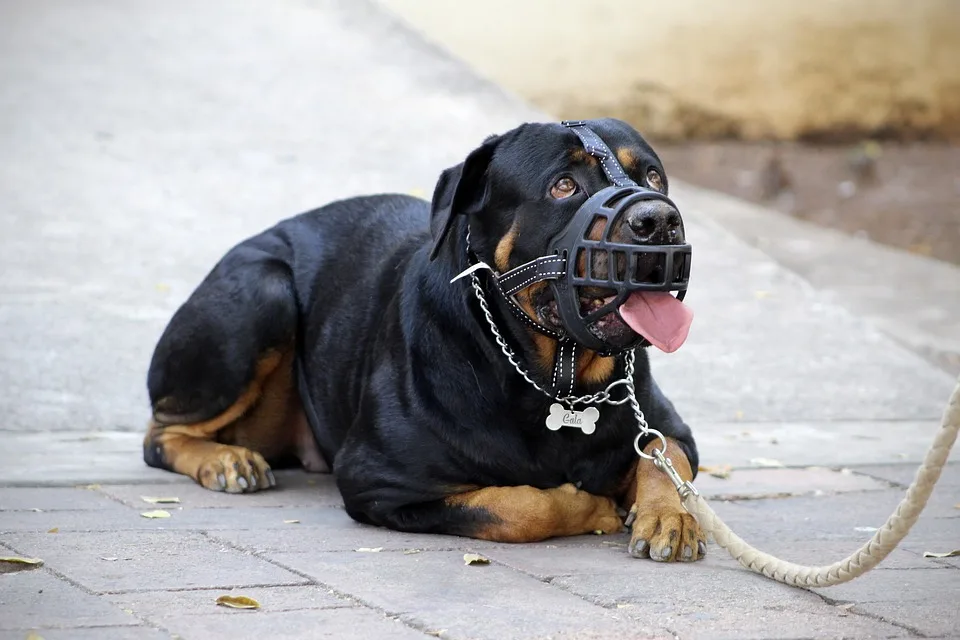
[463,227,664,458]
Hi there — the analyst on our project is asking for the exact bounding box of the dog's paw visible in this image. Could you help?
[626,502,705,562]
[196,445,276,494]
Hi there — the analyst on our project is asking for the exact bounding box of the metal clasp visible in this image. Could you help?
[652,449,700,499]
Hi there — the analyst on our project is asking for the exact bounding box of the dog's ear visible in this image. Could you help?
[428,135,500,261]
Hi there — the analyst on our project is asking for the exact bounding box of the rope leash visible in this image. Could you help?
[661,376,960,588]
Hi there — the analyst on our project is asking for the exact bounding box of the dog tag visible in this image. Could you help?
[545,403,599,435]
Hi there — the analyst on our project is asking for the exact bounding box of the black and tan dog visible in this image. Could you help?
[143,118,705,562]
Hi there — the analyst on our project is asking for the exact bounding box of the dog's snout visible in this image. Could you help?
[625,200,683,244]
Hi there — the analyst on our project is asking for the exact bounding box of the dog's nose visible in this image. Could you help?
[625,199,683,244]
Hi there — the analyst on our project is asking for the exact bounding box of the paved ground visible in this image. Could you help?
[1,1,958,639]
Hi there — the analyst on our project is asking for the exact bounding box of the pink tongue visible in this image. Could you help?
[618,292,693,353]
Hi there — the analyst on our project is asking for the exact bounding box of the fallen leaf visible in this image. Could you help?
[854,526,878,533]
[30,508,43,513]
[26,632,45,640]
[100,557,119,562]
[77,484,101,490]
[356,547,383,553]
[616,603,634,609]
[140,510,171,519]
[699,464,732,479]
[282,519,300,524]
[836,603,856,611]
[425,630,446,637]
[216,595,261,610]
[47,527,59,534]
[140,496,180,504]
[592,529,605,535]
[403,549,422,555]
[749,457,784,468]
[0,556,43,566]
[922,549,960,558]
[463,553,490,566]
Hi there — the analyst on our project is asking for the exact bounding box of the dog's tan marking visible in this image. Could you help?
[616,147,638,170]
[570,147,598,167]
[577,351,616,385]
[494,221,519,272]
[446,483,622,542]
[622,438,705,562]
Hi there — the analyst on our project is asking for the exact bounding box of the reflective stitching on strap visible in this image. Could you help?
[562,121,638,188]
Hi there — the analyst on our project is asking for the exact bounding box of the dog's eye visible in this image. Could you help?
[550,177,578,199]
[646,169,664,192]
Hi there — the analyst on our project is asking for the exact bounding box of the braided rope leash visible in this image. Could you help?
[668,376,960,588]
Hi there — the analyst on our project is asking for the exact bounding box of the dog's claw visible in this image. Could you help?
[698,540,707,557]
[628,538,649,558]
[682,545,693,560]
[237,476,248,490]
[654,546,673,562]
[216,473,226,489]
[624,504,638,528]
[267,470,276,487]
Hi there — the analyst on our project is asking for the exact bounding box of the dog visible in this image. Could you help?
[142,117,705,562]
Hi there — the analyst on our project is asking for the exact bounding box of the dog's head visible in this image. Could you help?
[429,118,690,378]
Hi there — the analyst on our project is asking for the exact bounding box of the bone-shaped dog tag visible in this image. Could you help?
[545,403,600,435]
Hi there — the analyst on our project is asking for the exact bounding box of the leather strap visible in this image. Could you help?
[550,339,580,398]
[561,120,638,188]
[498,255,566,296]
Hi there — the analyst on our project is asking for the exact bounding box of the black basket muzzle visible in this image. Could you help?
[547,185,691,352]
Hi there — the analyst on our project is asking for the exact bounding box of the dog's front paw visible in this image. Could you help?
[626,502,705,562]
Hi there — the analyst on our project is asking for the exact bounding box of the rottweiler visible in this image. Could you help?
[143,117,705,562]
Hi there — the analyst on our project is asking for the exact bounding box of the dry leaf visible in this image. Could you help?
[616,603,633,609]
[0,556,43,566]
[403,549,422,555]
[425,630,446,638]
[30,508,43,513]
[282,519,300,524]
[140,510,171,519]
[47,527,59,534]
[216,595,261,610]
[922,549,960,558]
[78,484,101,490]
[100,557,119,562]
[140,496,180,504]
[26,633,45,640]
[836,603,856,611]
[854,526,878,533]
[463,553,490,566]
[749,457,784,468]
[356,547,383,553]
[699,464,732,479]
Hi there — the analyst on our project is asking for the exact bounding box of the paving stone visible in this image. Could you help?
[0,487,131,512]
[0,627,171,640]
[0,569,138,630]
[851,462,960,490]
[160,608,431,640]
[708,490,960,543]
[816,566,960,603]
[95,471,342,510]
[270,550,668,640]
[2,530,307,593]
[552,567,910,639]
[852,599,960,638]
[694,466,892,500]
[108,585,354,619]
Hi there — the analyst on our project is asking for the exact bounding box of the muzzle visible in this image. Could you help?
[455,120,693,394]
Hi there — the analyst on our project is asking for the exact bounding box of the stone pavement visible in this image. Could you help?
[1,1,958,639]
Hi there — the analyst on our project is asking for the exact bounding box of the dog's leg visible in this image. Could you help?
[143,257,308,491]
[437,484,622,542]
[623,437,706,562]
[143,350,286,493]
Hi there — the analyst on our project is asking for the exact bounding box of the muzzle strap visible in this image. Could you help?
[562,120,638,188]
[551,339,581,398]
[498,255,566,297]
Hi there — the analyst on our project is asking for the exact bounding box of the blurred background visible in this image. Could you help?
[381,0,960,267]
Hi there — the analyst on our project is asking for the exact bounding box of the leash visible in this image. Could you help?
[468,256,959,586]
[659,376,960,587]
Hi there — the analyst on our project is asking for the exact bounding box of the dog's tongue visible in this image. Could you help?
[618,292,693,353]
